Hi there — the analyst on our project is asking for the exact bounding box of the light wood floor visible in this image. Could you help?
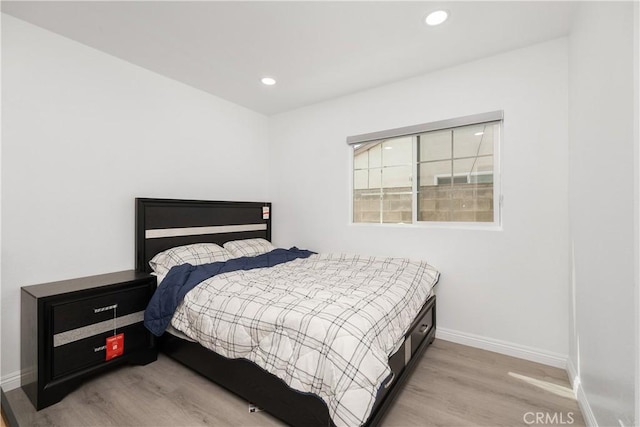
[3,340,584,426]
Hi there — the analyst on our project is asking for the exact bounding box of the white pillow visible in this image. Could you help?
[149,243,231,277]
[223,238,276,258]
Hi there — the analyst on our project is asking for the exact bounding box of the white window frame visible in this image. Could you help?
[347,112,503,229]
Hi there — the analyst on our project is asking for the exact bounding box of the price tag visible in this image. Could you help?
[105,333,124,360]
[262,206,270,220]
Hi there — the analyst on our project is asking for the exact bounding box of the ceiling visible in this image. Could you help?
[1,1,578,116]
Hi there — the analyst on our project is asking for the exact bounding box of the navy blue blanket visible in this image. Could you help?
[144,247,315,336]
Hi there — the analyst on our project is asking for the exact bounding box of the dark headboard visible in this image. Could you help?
[135,198,272,273]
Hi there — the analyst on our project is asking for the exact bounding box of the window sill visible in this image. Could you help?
[348,221,503,231]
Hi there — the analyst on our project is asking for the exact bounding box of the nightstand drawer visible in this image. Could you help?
[52,322,149,378]
[52,284,150,334]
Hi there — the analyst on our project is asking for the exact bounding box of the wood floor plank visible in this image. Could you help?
[4,339,585,426]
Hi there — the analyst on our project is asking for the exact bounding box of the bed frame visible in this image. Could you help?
[135,198,436,426]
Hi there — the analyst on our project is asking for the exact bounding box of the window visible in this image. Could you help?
[350,112,502,225]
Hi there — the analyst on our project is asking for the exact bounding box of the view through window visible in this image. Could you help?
[353,120,500,224]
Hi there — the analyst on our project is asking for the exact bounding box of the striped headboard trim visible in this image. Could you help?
[145,224,268,239]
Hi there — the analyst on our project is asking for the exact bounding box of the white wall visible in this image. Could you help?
[568,2,637,426]
[636,4,640,426]
[1,15,269,386]
[269,39,570,363]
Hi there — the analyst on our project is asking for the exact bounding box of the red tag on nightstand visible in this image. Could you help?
[105,333,124,360]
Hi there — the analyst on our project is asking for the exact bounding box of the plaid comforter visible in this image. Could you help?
[170,253,439,426]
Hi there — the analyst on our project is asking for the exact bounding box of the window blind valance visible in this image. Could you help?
[346,110,504,145]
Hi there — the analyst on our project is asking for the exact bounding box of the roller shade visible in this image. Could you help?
[346,110,503,145]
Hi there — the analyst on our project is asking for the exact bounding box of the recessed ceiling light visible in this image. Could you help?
[261,77,276,86]
[425,10,448,26]
[474,132,484,136]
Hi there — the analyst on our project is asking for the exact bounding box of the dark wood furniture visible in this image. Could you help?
[135,198,436,426]
[136,198,271,273]
[21,270,157,410]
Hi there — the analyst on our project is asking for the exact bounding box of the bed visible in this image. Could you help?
[136,198,438,427]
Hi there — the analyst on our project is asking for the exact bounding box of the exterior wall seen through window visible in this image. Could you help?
[353,121,500,224]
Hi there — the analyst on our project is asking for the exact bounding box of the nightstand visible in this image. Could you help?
[21,270,157,410]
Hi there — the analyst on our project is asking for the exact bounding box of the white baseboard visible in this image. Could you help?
[567,359,598,427]
[1,370,21,392]
[435,327,567,369]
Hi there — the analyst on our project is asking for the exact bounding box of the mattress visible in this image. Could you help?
[167,253,439,427]
[165,324,195,342]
